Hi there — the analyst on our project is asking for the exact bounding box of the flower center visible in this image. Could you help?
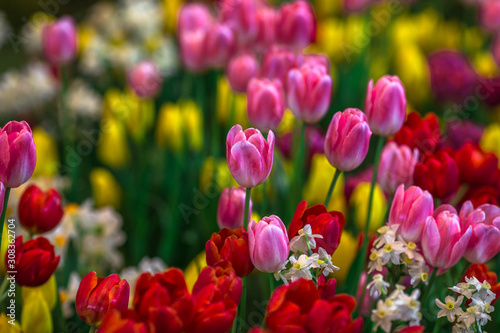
[369,252,378,261]
[445,302,454,310]
[292,262,302,270]
[421,273,428,282]
[378,310,386,318]
[409,299,418,309]
[383,243,393,253]
[407,241,416,250]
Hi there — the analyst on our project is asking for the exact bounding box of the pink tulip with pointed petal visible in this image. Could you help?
[378,142,419,195]
[247,78,285,131]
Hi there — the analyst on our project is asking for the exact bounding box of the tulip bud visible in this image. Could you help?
[128,61,163,99]
[42,16,77,65]
[248,215,289,273]
[178,3,213,33]
[393,112,440,154]
[389,184,434,243]
[18,185,64,234]
[221,0,258,43]
[276,0,316,49]
[6,236,60,287]
[255,6,278,52]
[480,0,500,32]
[261,47,299,86]
[76,271,130,327]
[226,125,275,188]
[226,53,259,93]
[365,75,407,136]
[324,108,372,171]
[247,78,285,131]
[0,121,37,188]
[205,23,236,68]
[287,63,332,123]
[377,142,419,194]
[217,187,252,229]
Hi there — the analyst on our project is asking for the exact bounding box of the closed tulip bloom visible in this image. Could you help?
[255,6,277,52]
[98,310,148,333]
[0,121,37,188]
[42,16,77,65]
[205,23,236,68]
[18,185,64,234]
[388,184,434,243]
[226,125,275,188]
[128,61,162,99]
[76,271,130,327]
[261,47,299,86]
[248,215,289,273]
[177,3,213,33]
[421,211,472,270]
[247,78,285,131]
[287,63,332,123]
[6,236,60,287]
[221,0,258,43]
[377,142,419,194]
[324,108,372,171]
[179,29,208,72]
[276,0,316,49]
[365,75,407,136]
[455,143,498,187]
[480,0,500,32]
[226,53,259,93]
[217,187,252,229]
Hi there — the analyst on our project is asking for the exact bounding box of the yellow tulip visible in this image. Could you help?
[315,18,344,61]
[182,100,203,152]
[163,0,183,33]
[97,117,130,168]
[184,251,207,292]
[480,124,500,167]
[0,313,20,333]
[331,231,358,284]
[77,24,96,54]
[216,77,248,128]
[0,222,8,276]
[199,157,237,192]
[350,182,387,232]
[275,110,296,136]
[21,289,52,333]
[90,167,122,209]
[32,127,59,178]
[156,102,183,151]
[473,52,499,78]
[394,43,430,106]
[22,275,57,311]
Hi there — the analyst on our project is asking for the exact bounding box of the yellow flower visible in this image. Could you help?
[182,100,203,152]
[163,0,183,33]
[463,27,486,54]
[199,157,237,192]
[331,232,358,284]
[0,313,20,333]
[275,110,296,136]
[216,77,248,127]
[21,289,52,333]
[90,167,122,209]
[480,124,500,166]
[473,52,499,78]
[315,18,344,61]
[184,251,207,292]
[77,24,96,54]
[350,182,387,232]
[32,127,59,178]
[22,275,57,311]
[97,117,130,168]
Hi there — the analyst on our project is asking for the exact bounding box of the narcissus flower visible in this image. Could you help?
[18,184,64,234]
[461,264,500,305]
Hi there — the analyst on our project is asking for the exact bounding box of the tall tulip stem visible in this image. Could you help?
[0,188,12,251]
[244,187,252,228]
[324,169,342,207]
[239,278,247,331]
[269,273,274,296]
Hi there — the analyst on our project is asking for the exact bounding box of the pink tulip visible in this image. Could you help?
[261,47,299,87]
[421,210,472,270]
[389,184,434,243]
[255,6,278,52]
[0,121,37,188]
[177,3,213,33]
[276,0,316,49]
[128,61,162,99]
[365,75,407,136]
[217,187,252,229]
[302,54,330,72]
[324,108,372,171]
[287,62,332,123]
[248,215,289,273]
[480,0,500,32]
[221,0,258,43]
[42,16,77,66]
[247,78,285,131]
[377,142,419,194]
[226,53,259,93]
[205,23,236,68]
[226,125,275,188]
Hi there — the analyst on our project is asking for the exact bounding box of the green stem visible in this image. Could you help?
[269,273,274,297]
[0,188,11,248]
[0,276,8,300]
[238,278,247,332]
[244,187,252,228]
[433,318,444,333]
[89,327,96,333]
[324,169,342,207]
[293,122,307,205]
[422,268,438,307]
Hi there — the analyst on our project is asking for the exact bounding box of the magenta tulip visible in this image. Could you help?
[247,78,285,131]
[276,0,316,49]
[128,61,162,99]
[365,75,407,136]
[255,6,278,52]
[248,215,289,273]
[261,47,299,87]
[42,16,77,66]
[217,186,253,229]
[205,23,236,68]
[324,108,372,171]
[226,53,259,93]
[0,121,37,188]
[221,0,258,43]
[226,125,275,188]
[177,3,213,33]
[377,142,419,194]
[389,184,434,243]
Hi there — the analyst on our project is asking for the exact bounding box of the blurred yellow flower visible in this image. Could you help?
[480,124,500,166]
[350,182,387,232]
[184,251,207,292]
[163,0,183,33]
[97,117,130,168]
[90,167,122,209]
[22,275,57,311]
[275,110,296,136]
[394,43,430,106]
[315,18,344,61]
[463,27,486,54]
[216,77,248,127]
[183,100,203,151]
[77,24,96,54]
[0,222,7,276]
[313,0,341,18]
[473,52,499,78]
[199,157,237,192]
[32,127,59,178]
[21,289,52,333]
[331,231,358,284]
[0,313,20,333]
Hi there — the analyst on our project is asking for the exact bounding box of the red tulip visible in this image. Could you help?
[460,186,499,207]
[462,264,500,305]
[6,236,59,287]
[205,227,254,277]
[18,184,64,234]
[97,310,148,333]
[455,143,499,186]
[393,112,440,154]
[76,271,130,327]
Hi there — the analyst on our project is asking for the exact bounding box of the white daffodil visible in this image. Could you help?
[289,224,323,254]
[366,274,390,297]
[408,261,429,287]
[283,253,321,282]
[372,299,395,333]
[317,247,339,276]
[436,295,465,322]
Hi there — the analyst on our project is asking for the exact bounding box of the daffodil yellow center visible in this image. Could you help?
[378,310,386,318]
[407,242,416,250]
[404,256,413,264]
[421,273,428,282]
[293,262,302,270]
[383,243,393,253]
[409,299,418,309]
[446,302,454,310]
[369,252,378,261]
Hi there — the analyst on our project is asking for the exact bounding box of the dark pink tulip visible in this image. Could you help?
[302,54,330,72]
[128,61,162,99]
[276,0,316,49]
[221,0,258,43]
[42,16,77,66]
[177,3,213,33]
[248,215,289,273]
[255,6,278,52]
[226,53,259,93]
[421,210,472,270]
[205,23,236,68]
[324,108,372,171]
[261,47,299,87]
[365,75,407,137]
[480,0,500,32]
[389,184,434,243]
[287,62,332,123]
[247,78,285,131]
[0,121,37,188]
[226,125,275,188]
[377,142,419,194]
[217,186,252,229]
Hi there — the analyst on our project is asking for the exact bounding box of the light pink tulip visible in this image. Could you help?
[248,215,289,273]
[177,3,213,33]
[247,78,285,131]
[389,184,433,243]
[365,75,407,136]
[421,210,472,270]
[324,108,372,171]
[0,121,37,188]
[480,0,500,32]
[255,6,278,52]
[221,0,258,43]
[261,47,299,87]
[276,0,316,49]
[42,16,77,66]
[128,61,162,99]
[217,186,252,229]
[205,23,236,68]
[226,125,275,188]
[377,142,419,194]
[287,62,332,123]
[226,53,259,93]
